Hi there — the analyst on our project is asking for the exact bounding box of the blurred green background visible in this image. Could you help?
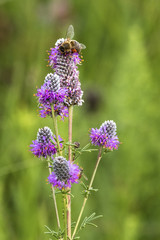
[0,0,160,239]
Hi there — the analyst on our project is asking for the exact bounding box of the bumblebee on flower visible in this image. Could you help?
[48,25,84,107]
[29,25,121,240]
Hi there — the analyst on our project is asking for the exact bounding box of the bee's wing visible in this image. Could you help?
[66,25,74,39]
[80,43,86,49]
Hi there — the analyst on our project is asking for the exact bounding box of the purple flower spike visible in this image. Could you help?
[48,156,80,190]
[35,72,68,120]
[48,37,84,106]
[30,127,63,158]
[90,120,120,150]
[36,82,67,106]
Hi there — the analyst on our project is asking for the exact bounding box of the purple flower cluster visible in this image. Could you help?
[35,73,68,119]
[36,82,66,105]
[30,127,63,158]
[48,156,80,189]
[48,38,84,106]
[39,103,68,120]
[90,120,120,150]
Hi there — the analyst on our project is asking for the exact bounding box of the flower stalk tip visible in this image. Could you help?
[90,120,120,150]
[30,127,63,158]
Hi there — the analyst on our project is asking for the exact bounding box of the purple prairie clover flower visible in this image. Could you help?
[48,156,80,190]
[99,120,117,138]
[36,74,67,106]
[53,103,68,119]
[35,72,68,119]
[30,127,63,158]
[48,38,84,106]
[90,120,120,150]
[39,104,52,118]
[48,39,81,70]
[39,103,68,120]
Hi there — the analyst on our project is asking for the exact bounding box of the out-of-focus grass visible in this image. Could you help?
[0,0,160,240]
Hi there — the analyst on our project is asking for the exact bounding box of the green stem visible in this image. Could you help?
[71,147,102,240]
[51,105,62,156]
[67,105,73,239]
[63,194,67,240]
[47,160,61,229]
[68,106,73,163]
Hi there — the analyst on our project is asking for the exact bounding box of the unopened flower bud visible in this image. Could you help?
[44,73,60,92]
[100,120,117,138]
[37,127,53,143]
[53,156,70,182]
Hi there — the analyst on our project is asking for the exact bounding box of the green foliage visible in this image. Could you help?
[78,213,103,232]
[72,213,103,239]
[44,225,64,239]
[0,0,160,240]
[80,182,98,198]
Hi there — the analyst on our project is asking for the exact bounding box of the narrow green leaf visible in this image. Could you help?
[81,143,91,150]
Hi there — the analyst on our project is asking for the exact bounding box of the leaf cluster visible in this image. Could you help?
[44,225,64,239]
[72,212,103,239]
[64,143,98,161]
[80,182,98,198]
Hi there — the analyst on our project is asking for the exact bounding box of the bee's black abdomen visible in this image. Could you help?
[59,46,65,52]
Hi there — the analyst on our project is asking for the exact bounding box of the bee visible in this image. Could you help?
[78,167,88,181]
[59,25,86,54]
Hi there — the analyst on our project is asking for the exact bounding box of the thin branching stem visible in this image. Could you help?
[71,147,102,240]
[68,106,73,163]
[51,105,62,156]
[67,105,73,239]
[63,193,67,240]
[47,160,61,229]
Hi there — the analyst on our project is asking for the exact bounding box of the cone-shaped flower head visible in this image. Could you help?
[90,120,120,150]
[53,156,70,182]
[99,120,117,138]
[44,73,60,92]
[48,26,85,106]
[36,73,68,119]
[30,127,63,158]
[48,156,80,189]
[36,73,66,105]
[37,126,53,143]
